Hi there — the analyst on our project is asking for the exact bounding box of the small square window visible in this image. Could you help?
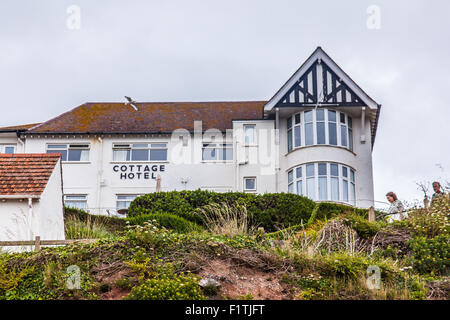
[244,177,256,191]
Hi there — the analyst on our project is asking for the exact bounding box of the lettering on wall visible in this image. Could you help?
[112,164,165,180]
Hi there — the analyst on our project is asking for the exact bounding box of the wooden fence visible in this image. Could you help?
[0,236,98,252]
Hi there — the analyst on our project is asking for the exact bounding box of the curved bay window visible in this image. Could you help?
[286,109,353,152]
[288,162,356,206]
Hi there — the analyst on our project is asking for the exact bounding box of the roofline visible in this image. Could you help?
[0,195,41,199]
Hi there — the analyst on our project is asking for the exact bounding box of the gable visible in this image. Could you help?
[264,47,379,111]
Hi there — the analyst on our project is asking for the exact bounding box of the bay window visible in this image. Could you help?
[286,109,353,152]
[288,162,356,205]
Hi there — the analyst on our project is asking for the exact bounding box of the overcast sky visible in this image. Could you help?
[1,0,449,208]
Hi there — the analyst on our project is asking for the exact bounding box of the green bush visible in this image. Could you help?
[126,271,205,300]
[126,213,203,233]
[407,234,450,275]
[308,202,369,224]
[340,214,381,238]
[128,190,316,232]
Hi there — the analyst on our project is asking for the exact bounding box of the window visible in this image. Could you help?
[244,177,256,192]
[244,125,256,145]
[0,145,16,154]
[288,162,356,205]
[318,163,327,200]
[288,170,294,193]
[328,110,337,146]
[116,195,138,211]
[296,166,303,195]
[287,118,293,152]
[286,109,354,151]
[202,143,233,161]
[47,144,90,161]
[304,110,314,146]
[330,163,339,201]
[316,109,325,144]
[112,143,168,162]
[64,195,87,210]
[306,163,315,200]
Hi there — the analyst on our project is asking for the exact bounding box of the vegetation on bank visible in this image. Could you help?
[0,191,448,300]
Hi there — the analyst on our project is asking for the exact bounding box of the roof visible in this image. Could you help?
[0,154,61,196]
[0,123,42,133]
[27,102,266,134]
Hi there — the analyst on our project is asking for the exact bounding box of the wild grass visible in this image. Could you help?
[197,202,255,237]
[64,214,116,239]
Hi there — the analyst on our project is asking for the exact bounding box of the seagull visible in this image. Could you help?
[124,96,138,111]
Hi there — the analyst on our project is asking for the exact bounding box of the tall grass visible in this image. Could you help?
[65,215,115,239]
[197,202,254,237]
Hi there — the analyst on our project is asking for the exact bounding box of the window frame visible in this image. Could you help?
[287,162,356,205]
[112,142,168,162]
[46,143,90,162]
[243,124,256,146]
[0,144,16,154]
[243,177,257,192]
[201,143,233,162]
[286,108,354,153]
[116,194,140,212]
[64,194,88,210]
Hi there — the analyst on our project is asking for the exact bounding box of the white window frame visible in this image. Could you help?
[286,108,354,153]
[288,162,356,205]
[243,177,257,192]
[112,143,168,162]
[64,194,88,210]
[201,143,233,162]
[0,144,16,154]
[243,124,256,146]
[46,143,90,162]
[116,194,140,212]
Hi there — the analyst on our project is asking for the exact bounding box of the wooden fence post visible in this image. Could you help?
[424,196,430,210]
[368,206,375,222]
[34,236,41,252]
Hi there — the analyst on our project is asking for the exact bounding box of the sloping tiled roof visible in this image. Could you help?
[27,102,266,134]
[0,123,41,132]
[0,154,61,196]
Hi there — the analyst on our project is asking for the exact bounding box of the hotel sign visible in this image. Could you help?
[112,164,165,180]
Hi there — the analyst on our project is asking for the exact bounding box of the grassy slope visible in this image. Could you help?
[0,197,448,300]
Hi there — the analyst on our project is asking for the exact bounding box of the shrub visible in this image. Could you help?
[128,190,316,232]
[126,268,205,300]
[407,234,450,275]
[340,214,381,238]
[126,213,203,233]
[308,202,369,224]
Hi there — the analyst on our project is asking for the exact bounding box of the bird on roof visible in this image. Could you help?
[124,96,138,111]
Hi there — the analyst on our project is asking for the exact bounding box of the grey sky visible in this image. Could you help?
[1,0,449,208]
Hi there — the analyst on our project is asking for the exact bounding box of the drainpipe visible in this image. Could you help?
[28,197,34,240]
[17,135,25,153]
[275,108,280,192]
[96,136,103,215]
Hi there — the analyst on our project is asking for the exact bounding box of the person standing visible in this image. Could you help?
[431,181,445,203]
[386,191,406,221]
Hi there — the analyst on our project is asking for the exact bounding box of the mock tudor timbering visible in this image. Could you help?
[0,47,380,215]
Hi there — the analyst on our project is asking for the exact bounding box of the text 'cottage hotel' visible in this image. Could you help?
[0,47,380,215]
